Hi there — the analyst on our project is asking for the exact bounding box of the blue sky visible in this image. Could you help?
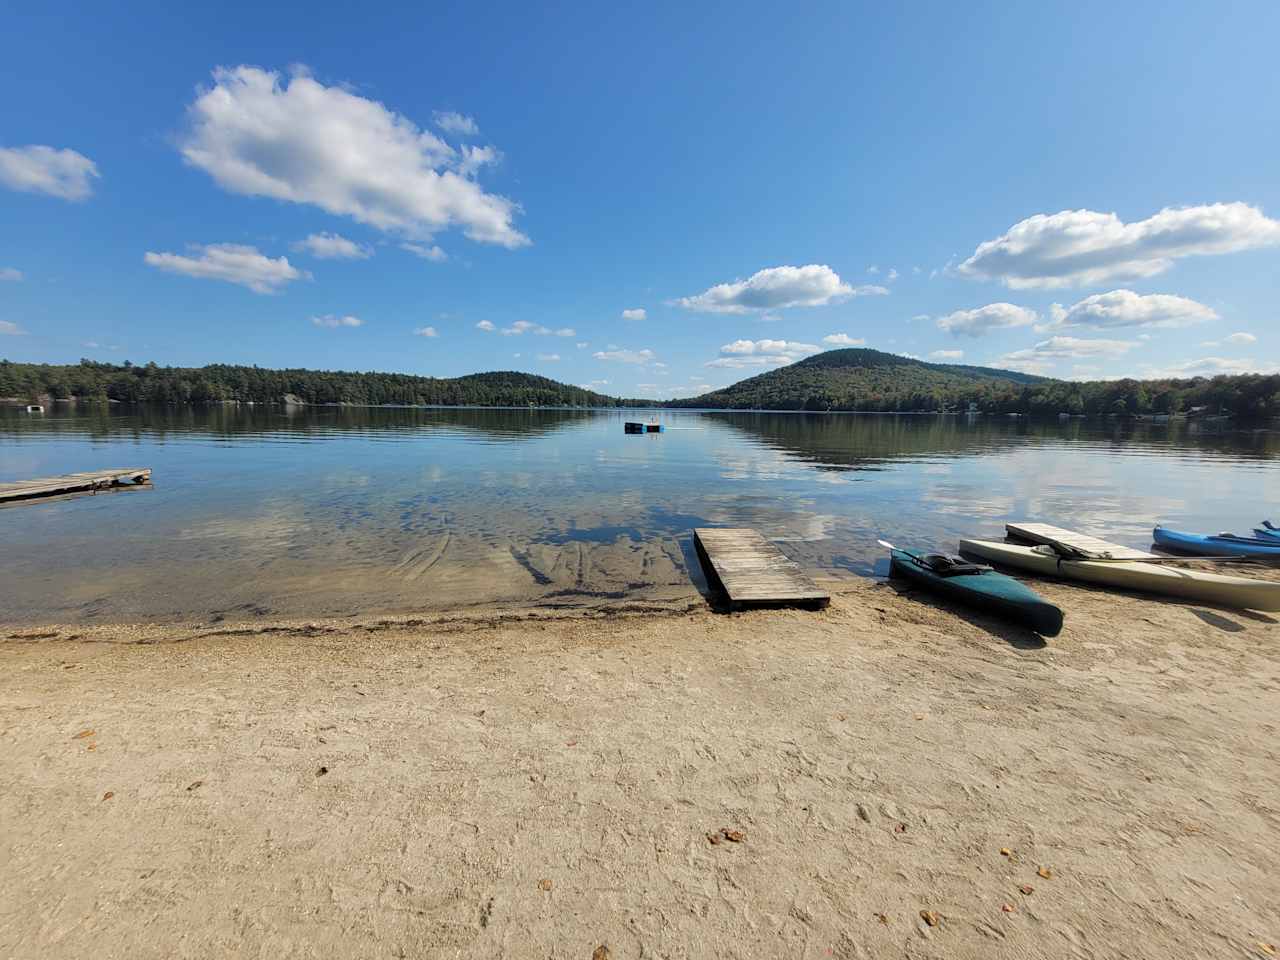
[2,0,1279,399]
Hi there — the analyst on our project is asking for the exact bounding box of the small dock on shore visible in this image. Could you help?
[694,527,829,610]
[1006,521,1154,560]
[0,468,152,505]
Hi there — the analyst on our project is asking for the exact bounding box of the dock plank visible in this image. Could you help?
[0,468,152,504]
[693,527,829,609]
[1005,521,1154,560]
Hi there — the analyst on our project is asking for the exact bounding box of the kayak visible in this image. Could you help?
[960,538,1280,611]
[888,548,1063,636]
[1152,526,1280,559]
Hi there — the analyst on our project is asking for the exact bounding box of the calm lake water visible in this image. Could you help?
[3,405,1279,624]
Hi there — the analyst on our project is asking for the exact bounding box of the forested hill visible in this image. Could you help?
[791,348,1048,386]
[668,348,1280,418]
[0,360,644,408]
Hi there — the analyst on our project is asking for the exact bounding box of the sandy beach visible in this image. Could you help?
[2,575,1278,959]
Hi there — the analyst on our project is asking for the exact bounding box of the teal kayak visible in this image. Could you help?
[1153,526,1280,559]
[889,548,1063,636]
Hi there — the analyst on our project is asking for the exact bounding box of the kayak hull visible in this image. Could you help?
[1153,526,1280,558]
[960,539,1280,611]
[889,549,1063,636]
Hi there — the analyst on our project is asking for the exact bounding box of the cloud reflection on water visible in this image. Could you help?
[2,406,1277,623]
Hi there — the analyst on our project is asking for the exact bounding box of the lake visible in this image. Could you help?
[3,405,1278,624]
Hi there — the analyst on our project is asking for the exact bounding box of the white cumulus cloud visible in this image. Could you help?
[1201,331,1259,348]
[937,302,1038,337]
[594,348,655,364]
[501,320,574,336]
[0,145,99,200]
[822,333,865,347]
[929,349,965,360]
[1040,289,1218,332]
[311,314,364,328]
[401,242,448,262]
[476,320,495,331]
[0,320,26,335]
[144,243,305,294]
[433,111,479,136]
[179,66,528,248]
[958,203,1280,289]
[537,353,560,362]
[413,325,438,337]
[993,336,1138,374]
[1135,356,1280,378]
[705,338,819,369]
[0,267,22,282]
[621,308,646,321]
[294,232,372,260]
[675,264,859,314]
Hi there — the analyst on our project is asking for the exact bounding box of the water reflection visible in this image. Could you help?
[0,403,601,443]
[1,405,1277,624]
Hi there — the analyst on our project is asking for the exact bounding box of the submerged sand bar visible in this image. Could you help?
[2,577,1278,958]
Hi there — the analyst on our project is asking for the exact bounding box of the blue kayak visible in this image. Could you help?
[1153,526,1280,558]
[889,548,1063,636]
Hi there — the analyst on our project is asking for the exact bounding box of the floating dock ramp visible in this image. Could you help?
[1005,521,1155,560]
[0,468,152,504]
[693,527,829,610]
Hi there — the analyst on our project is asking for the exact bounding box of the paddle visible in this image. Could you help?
[877,539,897,551]
[1030,544,1276,565]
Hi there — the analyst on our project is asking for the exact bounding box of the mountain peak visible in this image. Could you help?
[671,348,1048,410]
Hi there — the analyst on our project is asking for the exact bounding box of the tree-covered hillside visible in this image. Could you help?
[0,360,645,408]
[669,348,1280,418]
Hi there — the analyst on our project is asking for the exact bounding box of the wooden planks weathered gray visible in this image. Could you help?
[0,468,152,504]
[693,527,829,609]
[1005,521,1154,560]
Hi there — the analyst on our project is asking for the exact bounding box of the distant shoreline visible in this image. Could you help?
[2,396,1253,423]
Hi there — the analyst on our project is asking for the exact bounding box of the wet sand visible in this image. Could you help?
[2,577,1278,959]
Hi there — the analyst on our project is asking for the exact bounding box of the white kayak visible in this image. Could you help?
[959,538,1280,611]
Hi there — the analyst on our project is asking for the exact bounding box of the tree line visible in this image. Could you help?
[668,358,1280,418]
[0,360,646,408]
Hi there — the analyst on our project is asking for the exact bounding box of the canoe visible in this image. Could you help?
[1152,526,1280,559]
[960,538,1280,611]
[888,548,1063,636]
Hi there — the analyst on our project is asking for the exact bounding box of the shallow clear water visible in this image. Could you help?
[2,405,1278,624]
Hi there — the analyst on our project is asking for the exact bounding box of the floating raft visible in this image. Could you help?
[1005,521,1154,560]
[693,527,829,610]
[0,468,152,504]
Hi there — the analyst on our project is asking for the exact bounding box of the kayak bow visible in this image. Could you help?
[961,538,1280,611]
[1153,526,1280,560]
[888,547,1063,637]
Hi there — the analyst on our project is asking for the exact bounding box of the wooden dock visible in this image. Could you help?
[693,527,829,610]
[1006,521,1154,560]
[0,468,152,504]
